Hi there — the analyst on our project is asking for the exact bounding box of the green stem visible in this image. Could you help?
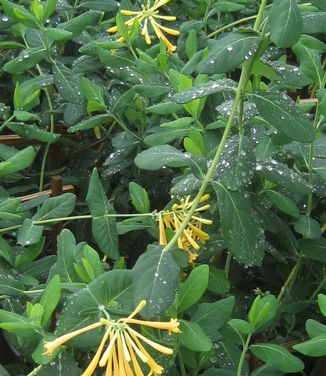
[277,256,302,302]
[177,352,187,376]
[237,334,251,376]
[0,213,153,234]
[225,252,232,279]
[26,365,42,376]
[310,266,326,301]
[238,95,244,136]
[306,105,319,216]
[0,114,15,134]
[253,0,267,31]
[207,15,257,39]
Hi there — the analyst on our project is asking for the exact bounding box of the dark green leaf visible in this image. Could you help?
[3,47,46,73]
[269,0,302,48]
[133,246,179,319]
[198,32,260,74]
[265,190,300,218]
[207,266,230,295]
[293,43,323,86]
[33,193,76,221]
[129,182,150,214]
[299,238,326,262]
[0,236,15,265]
[86,168,119,260]
[53,61,83,104]
[294,216,321,239]
[251,91,315,143]
[8,123,60,143]
[213,182,264,266]
[17,218,43,246]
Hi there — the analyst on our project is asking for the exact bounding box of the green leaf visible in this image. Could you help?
[299,238,326,263]
[17,218,43,246]
[45,28,73,42]
[0,197,21,221]
[40,274,61,326]
[228,319,253,335]
[306,319,326,338]
[171,79,236,104]
[2,0,40,28]
[213,182,264,266]
[177,265,209,314]
[192,296,235,340]
[179,320,213,352]
[135,145,189,170]
[57,10,99,35]
[214,135,255,191]
[207,266,230,295]
[250,343,304,372]
[0,309,36,337]
[56,270,133,347]
[293,334,326,357]
[33,193,76,221]
[269,0,302,48]
[160,117,194,129]
[198,32,260,74]
[294,216,321,239]
[318,293,326,317]
[97,48,135,68]
[133,246,179,319]
[49,230,79,282]
[257,159,312,195]
[8,123,60,143]
[293,43,323,86]
[0,236,15,266]
[250,365,285,376]
[265,190,300,218]
[44,0,57,19]
[212,1,245,12]
[68,114,111,132]
[249,295,261,326]
[251,91,315,143]
[15,237,45,268]
[78,0,118,11]
[3,47,46,74]
[134,84,171,98]
[0,146,35,178]
[147,102,183,114]
[317,89,326,117]
[81,77,104,104]
[186,29,197,59]
[86,168,119,260]
[310,0,326,11]
[144,128,187,147]
[53,61,83,104]
[129,182,150,214]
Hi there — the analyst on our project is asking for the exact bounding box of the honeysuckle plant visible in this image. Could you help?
[1,0,326,375]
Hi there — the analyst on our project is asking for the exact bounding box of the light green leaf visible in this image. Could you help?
[265,190,300,218]
[129,182,150,214]
[293,334,326,357]
[177,265,209,314]
[179,320,213,352]
[40,274,61,326]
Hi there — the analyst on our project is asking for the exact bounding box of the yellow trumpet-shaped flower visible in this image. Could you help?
[108,0,179,53]
[43,300,181,376]
[157,194,212,263]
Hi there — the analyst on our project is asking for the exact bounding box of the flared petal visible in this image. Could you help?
[44,322,103,355]
[99,330,119,367]
[127,327,173,355]
[152,21,180,36]
[149,17,176,53]
[81,327,111,376]
[125,318,181,334]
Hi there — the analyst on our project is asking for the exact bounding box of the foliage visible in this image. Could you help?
[1,0,326,375]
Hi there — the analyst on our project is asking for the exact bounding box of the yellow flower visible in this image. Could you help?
[158,194,212,263]
[108,0,179,53]
[43,300,180,376]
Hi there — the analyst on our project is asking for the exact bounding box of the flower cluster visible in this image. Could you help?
[158,194,212,262]
[108,0,179,53]
[44,300,181,376]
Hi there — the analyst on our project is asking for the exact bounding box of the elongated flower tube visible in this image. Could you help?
[157,194,212,263]
[108,0,179,52]
[43,300,180,375]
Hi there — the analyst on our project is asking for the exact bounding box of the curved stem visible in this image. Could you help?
[207,15,257,39]
[237,334,251,376]
[0,114,15,134]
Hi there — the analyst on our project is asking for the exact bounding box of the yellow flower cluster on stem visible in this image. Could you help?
[158,194,212,263]
[108,0,179,53]
[43,300,181,376]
